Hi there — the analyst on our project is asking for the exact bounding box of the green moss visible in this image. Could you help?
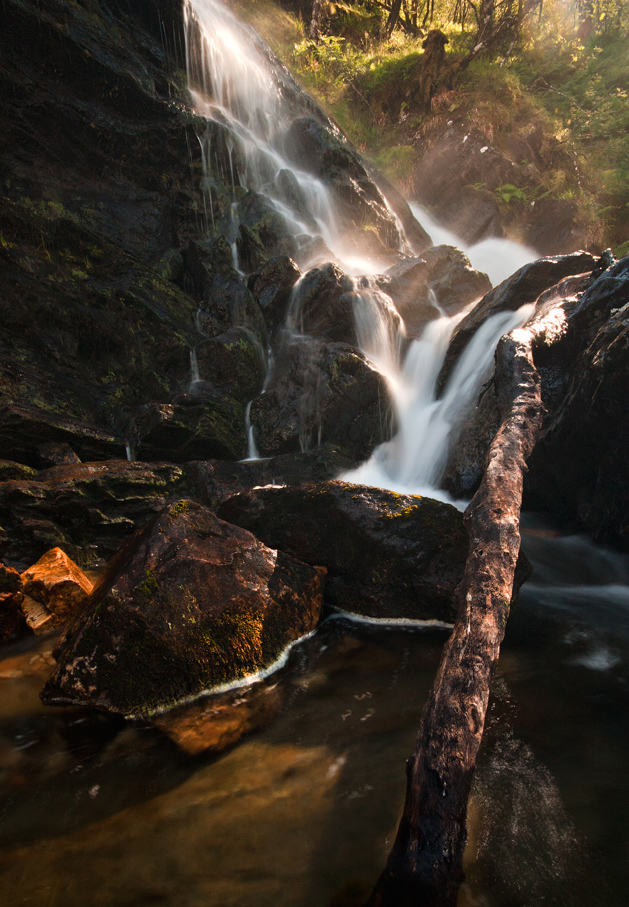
[169,500,191,517]
[135,568,158,600]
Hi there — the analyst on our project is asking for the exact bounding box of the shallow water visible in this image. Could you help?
[0,522,627,906]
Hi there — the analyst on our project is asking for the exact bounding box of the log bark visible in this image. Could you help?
[366,324,544,907]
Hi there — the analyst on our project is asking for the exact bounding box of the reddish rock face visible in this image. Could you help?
[20,547,93,634]
[42,501,324,717]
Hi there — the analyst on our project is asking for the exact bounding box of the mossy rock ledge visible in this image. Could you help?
[41,501,324,717]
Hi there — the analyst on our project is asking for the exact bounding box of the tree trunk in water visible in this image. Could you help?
[366,326,544,907]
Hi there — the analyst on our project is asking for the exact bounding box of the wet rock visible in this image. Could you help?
[249,334,394,460]
[289,263,356,343]
[153,678,286,755]
[186,448,357,510]
[438,251,597,392]
[0,460,190,569]
[0,563,26,643]
[217,481,469,622]
[42,501,325,716]
[132,397,247,463]
[249,256,302,335]
[194,327,267,404]
[37,443,81,469]
[284,117,418,261]
[21,548,94,632]
[381,245,491,338]
[525,255,629,549]
[0,405,123,470]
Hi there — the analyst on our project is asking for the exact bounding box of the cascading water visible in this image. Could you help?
[183,0,536,499]
[184,0,402,275]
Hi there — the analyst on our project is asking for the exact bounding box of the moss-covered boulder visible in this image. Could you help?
[41,501,325,716]
[217,481,470,622]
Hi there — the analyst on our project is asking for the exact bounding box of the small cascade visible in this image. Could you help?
[189,347,201,391]
[349,277,405,381]
[244,401,260,460]
[184,0,403,274]
[343,303,535,500]
[125,439,136,462]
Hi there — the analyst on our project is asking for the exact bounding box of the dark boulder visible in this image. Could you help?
[288,263,356,343]
[218,481,470,622]
[284,117,428,261]
[525,255,629,549]
[249,256,303,335]
[249,333,394,460]
[380,246,491,338]
[42,501,325,716]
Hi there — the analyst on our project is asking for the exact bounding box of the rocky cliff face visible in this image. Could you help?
[0,0,414,470]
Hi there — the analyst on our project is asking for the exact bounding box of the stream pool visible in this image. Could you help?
[0,520,627,907]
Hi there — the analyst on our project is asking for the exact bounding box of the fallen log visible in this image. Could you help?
[366,320,545,907]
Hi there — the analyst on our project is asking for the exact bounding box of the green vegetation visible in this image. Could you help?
[233,0,628,252]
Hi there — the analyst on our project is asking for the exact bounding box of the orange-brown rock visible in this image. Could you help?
[154,679,286,756]
[20,548,93,634]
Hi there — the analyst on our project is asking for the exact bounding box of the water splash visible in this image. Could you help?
[343,304,535,501]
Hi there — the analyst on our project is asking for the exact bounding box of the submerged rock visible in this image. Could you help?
[153,677,286,756]
[42,501,325,716]
[218,481,470,622]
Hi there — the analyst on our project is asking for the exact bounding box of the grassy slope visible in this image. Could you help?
[231,0,628,254]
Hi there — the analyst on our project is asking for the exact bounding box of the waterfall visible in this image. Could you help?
[184,0,400,274]
[184,0,537,495]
